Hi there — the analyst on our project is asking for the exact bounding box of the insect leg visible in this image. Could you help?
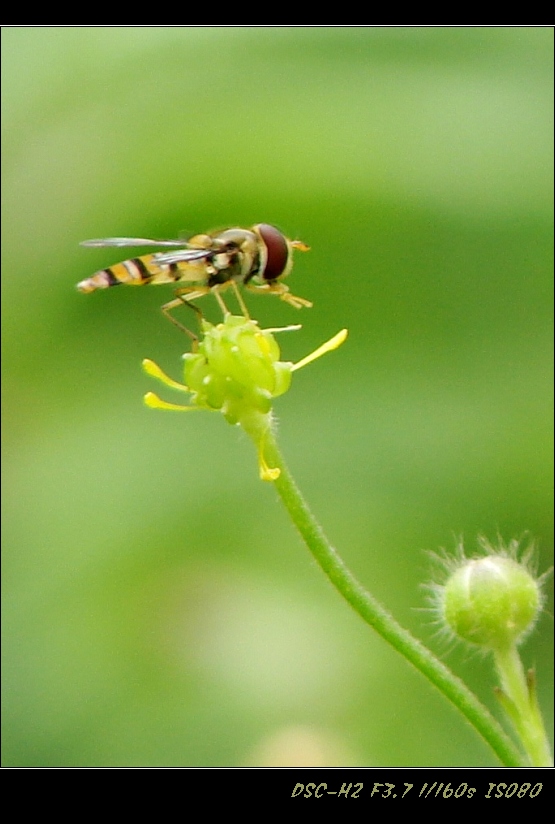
[212,288,231,318]
[246,282,313,309]
[161,298,199,343]
[230,281,251,318]
[161,286,210,343]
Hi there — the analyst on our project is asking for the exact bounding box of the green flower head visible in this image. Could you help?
[143,314,347,481]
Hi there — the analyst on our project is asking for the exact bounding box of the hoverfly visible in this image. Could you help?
[78,223,312,335]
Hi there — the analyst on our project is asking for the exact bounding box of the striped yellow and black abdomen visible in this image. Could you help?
[76,254,206,294]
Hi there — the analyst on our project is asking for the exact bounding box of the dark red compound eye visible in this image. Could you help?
[257,224,289,281]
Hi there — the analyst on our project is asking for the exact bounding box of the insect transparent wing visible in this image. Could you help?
[80,237,188,248]
[152,249,215,265]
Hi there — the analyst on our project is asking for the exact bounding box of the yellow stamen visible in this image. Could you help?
[256,431,280,481]
[291,329,348,372]
[259,450,280,482]
[264,324,303,334]
[142,358,189,392]
[144,392,197,412]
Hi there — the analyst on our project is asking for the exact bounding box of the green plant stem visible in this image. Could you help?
[262,427,524,767]
[493,645,553,767]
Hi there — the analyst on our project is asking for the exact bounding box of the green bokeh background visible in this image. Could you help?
[2,26,553,767]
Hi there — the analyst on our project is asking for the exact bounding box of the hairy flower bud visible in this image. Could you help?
[439,545,544,651]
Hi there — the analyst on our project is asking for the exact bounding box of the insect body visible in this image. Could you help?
[78,223,312,333]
